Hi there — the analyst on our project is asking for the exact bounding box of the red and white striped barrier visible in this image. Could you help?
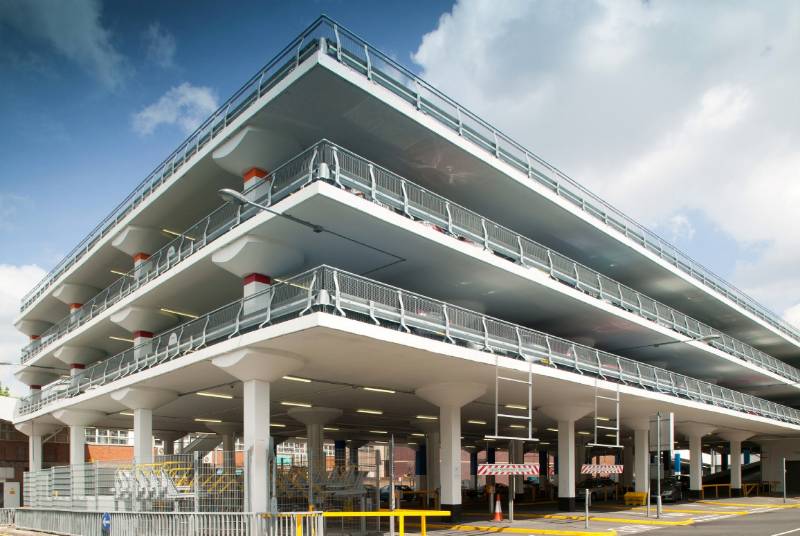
[478,463,540,476]
[581,464,624,474]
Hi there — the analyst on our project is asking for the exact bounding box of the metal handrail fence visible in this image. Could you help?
[20,144,321,363]
[16,265,800,426]
[13,509,323,536]
[20,140,800,387]
[20,16,800,348]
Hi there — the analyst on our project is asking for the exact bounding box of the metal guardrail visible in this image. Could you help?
[20,144,320,364]
[13,509,323,536]
[20,140,800,387]
[19,16,800,349]
[15,265,800,426]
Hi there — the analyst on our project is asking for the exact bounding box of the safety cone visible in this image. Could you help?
[492,495,504,521]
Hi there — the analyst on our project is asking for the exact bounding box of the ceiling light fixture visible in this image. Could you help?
[160,307,199,319]
[509,424,526,429]
[369,430,388,434]
[162,228,195,241]
[197,392,233,399]
[356,409,383,415]
[283,376,311,383]
[416,415,438,420]
[120,411,134,416]
[411,433,425,437]
[468,419,487,425]
[362,387,396,394]
[546,428,558,432]
[281,401,312,408]
[323,427,339,431]
[109,336,134,343]
[194,418,222,423]
[270,423,286,428]
[578,431,591,436]
[505,404,527,410]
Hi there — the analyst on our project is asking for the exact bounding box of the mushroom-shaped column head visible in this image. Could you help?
[211,348,304,383]
[111,386,178,410]
[14,319,53,337]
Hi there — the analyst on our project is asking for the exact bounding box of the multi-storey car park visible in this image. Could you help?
[10,15,800,528]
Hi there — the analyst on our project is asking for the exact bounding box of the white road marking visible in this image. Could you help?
[770,528,800,536]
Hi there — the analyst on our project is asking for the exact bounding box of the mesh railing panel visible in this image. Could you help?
[17,265,800,427]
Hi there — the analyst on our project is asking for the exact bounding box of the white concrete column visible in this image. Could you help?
[540,405,593,511]
[212,235,303,316]
[634,428,649,493]
[53,283,97,322]
[242,167,271,202]
[111,225,163,279]
[349,439,368,466]
[678,423,716,498]
[621,437,634,488]
[109,305,177,359]
[719,430,752,495]
[288,407,342,480]
[413,419,439,496]
[212,348,303,513]
[15,422,61,473]
[416,382,486,522]
[155,431,184,456]
[111,386,178,464]
[52,410,103,465]
[209,423,240,472]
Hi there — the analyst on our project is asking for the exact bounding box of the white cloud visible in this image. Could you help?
[132,83,218,136]
[0,264,46,398]
[144,21,176,69]
[785,304,800,330]
[413,0,800,313]
[0,0,126,89]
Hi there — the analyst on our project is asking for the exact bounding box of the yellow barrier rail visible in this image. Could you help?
[701,483,731,499]
[322,509,450,536]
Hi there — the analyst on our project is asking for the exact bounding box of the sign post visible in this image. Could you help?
[101,512,111,536]
[478,464,540,522]
[649,412,673,519]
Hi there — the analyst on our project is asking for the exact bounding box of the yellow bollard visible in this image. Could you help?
[420,515,426,536]
[399,514,405,536]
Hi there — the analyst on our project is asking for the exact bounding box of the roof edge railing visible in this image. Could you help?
[15,265,800,427]
[19,15,800,349]
[18,140,800,390]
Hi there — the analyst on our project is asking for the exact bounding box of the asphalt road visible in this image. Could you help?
[652,507,800,536]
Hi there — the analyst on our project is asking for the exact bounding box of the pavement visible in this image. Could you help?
[419,496,800,536]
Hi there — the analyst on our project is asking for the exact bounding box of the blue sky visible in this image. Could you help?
[0,0,451,269]
[2,1,800,394]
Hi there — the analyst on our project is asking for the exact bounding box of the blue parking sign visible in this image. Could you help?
[101,512,111,535]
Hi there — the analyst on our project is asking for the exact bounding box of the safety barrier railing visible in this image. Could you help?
[0,508,14,525]
[13,509,324,536]
[16,266,800,426]
[20,17,800,350]
[20,140,800,389]
[20,143,321,363]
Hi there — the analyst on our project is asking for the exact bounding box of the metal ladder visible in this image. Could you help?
[588,379,622,449]
[486,356,537,442]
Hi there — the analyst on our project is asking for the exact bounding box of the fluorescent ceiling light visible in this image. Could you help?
[283,376,311,383]
[270,423,286,428]
[468,419,487,425]
[407,441,417,445]
[109,336,134,343]
[161,228,195,241]
[323,427,339,431]
[369,430,388,434]
[416,415,437,420]
[546,428,558,432]
[578,431,591,436]
[194,418,222,423]
[539,442,550,445]
[160,307,199,319]
[110,269,132,277]
[197,392,233,399]
[411,433,425,437]
[362,387,396,394]
[596,417,610,422]
[356,409,383,415]
[509,424,526,429]
[281,401,312,408]
[605,433,617,438]
[505,404,527,410]
[120,411,134,416]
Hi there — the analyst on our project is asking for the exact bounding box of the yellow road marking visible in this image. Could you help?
[511,513,693,526]
[697,501,800,509]
[427,523,616,536]
[596,506,750,516]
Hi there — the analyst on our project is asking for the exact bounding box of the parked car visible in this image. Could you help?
[651,476,684,502]
[576,478,617,503]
